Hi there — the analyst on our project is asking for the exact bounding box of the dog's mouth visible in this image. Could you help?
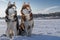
[22,9,31,14]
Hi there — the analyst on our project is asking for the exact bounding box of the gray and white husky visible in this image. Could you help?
[5,2,19,38]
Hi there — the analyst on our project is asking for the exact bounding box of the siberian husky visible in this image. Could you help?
[19,2,34,36]
[5,2,19,38]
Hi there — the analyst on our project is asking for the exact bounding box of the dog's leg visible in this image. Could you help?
[24,21,29,36]
[12,22,17,36]
[27,26,31,36]
[28,20,34,36]
[6,22,11,37]
[27,25,33,36]
[9,22,14,38]
[9,29,14,38]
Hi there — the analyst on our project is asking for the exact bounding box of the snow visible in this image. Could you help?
[0,37,10,40]
[0,19,60,40]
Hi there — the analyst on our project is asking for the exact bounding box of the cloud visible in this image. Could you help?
[39,6,59,14]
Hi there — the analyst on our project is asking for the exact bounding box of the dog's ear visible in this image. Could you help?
[8,1,11,6]
[28,2,30,5]
[23,2,26,5]
[21,2,25,9]
[13,2,17,8]
[13,2,15,5]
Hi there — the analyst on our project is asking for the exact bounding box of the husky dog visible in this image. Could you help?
[5,2,19,38]
[19,2,34,36]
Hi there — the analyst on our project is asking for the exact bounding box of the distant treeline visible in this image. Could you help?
[33,12,60,18]
[17,12,60,19]
[0,12,60,19]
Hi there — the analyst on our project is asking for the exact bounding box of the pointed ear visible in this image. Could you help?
[28,2,30,4]
[8,1,11,6]
[23,2,26,5]
[13,2,15,5]
[13,2,17,8]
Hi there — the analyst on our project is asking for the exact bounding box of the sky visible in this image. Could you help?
[0,0,60,17]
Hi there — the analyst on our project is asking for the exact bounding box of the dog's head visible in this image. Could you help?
[21,2,33,21]
[5,1,17,20]
[7,1,16,10]
[21,2,32,15]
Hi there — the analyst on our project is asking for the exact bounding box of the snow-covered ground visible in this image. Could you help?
[0,19,60,40]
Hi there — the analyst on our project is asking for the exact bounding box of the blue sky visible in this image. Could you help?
[0,0,60,17]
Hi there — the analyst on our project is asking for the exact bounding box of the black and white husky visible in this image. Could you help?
[5,2,19,38]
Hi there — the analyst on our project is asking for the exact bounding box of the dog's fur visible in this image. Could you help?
[5,2,19,38]
[19,2,34,36]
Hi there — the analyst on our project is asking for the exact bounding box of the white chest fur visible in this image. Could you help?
[22,9,31,20]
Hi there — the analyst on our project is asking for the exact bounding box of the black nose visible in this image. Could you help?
[29,11,31,13]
